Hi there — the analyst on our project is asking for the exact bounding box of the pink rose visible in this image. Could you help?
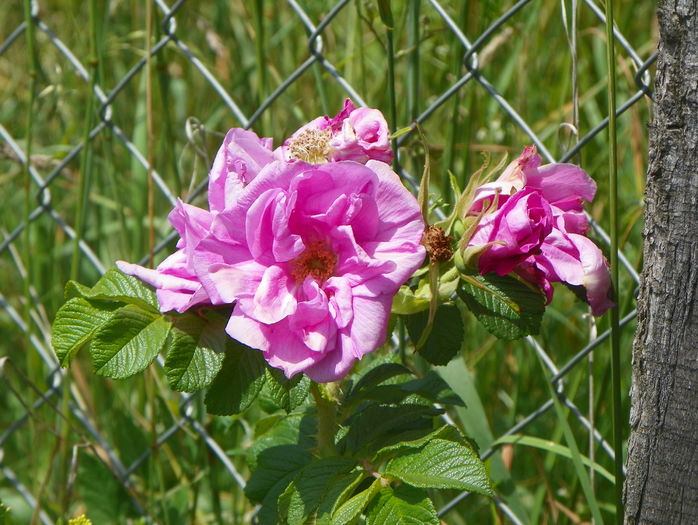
[468,189,553,276]
[283,99,393,165]
[192,159,424,382]
[468,146,613,316]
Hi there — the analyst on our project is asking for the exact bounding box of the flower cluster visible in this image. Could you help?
[466,146,613,316]
[118,100,425,382]
[118,101,614,383]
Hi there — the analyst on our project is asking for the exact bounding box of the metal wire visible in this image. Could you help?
[0,0,653,522]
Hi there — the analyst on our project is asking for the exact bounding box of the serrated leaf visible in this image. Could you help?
[365,485,438,525]
[71,267,158,311]
[331,478,382,525]
[262,368,311,413]
[52,297,121,366]
[385,438,492,495]
[346,372,463,409]
[165,316,227,392]
[458,273,545,340]
[257,471,299,525]
[245,445,313,502]
[64,280,92,300]
[405,303,464,365]
[204,340,266,415]
[91,304,170,378]
[277,457,357,525]
[342,404,443,454]
[248,411,317,471]
[343,363,411,406]
[316,470,365,525]
[373,424,462,463]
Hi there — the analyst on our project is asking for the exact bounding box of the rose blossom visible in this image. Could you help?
[117,99,395,317]
[283,99,393,165]
[469,188,553,276]
[467,146,613,316]
[192,158,424,382]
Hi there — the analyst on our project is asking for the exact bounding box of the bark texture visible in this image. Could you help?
[625,1,698,523]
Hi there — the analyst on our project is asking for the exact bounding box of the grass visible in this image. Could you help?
[0,1,655,523]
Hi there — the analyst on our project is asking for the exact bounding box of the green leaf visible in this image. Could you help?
[373,424,462,463]
[245,445,313,502]
[342,404,443,454]
[262,367,311,413]
[90,304,170,379]
[316,470,365,525]
[52,297,121,366]
[331,478,382,525]
[64,280,92,300]
[385,438,492,495]
[493,434,614,484]
[164,324,225,393]
[204,340,267,415]
[164,312,226,392]
[248,412,317,471]
[277,456,357,525]
[458,274,545,340]
[391,286,429,315]
[405,303,464,365]
[70,267,158,311]
[345,372,463,408]
[343,363,411,406]
[365,485,438,525]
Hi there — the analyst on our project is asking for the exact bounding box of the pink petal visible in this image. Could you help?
[568,233,614,316]
[303,332,357,382]
[208,128,276,212]
[346,294,392,358]
[527,163,596,206]
[247,265,297,324]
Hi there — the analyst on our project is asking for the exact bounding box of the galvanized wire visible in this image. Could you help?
[0,0,653,522]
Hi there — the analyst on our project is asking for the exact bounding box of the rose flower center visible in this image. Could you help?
[291,240,337,283]
[288,128,332,164]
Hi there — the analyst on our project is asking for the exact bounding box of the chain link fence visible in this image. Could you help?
[0,0,655,523]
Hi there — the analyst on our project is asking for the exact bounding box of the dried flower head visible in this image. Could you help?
[423,225,453,263]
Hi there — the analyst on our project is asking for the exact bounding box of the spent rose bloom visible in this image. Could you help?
[467,146,613,316]
[283,99,393,165]
[192,159,425,382]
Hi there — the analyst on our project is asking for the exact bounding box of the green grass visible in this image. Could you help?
[0,1,654,523]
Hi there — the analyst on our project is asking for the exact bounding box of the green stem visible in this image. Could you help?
[407,0,420,122]
[310,382,339,457]
[605,0,624,521]
[22,0,40,509]
[378,0,398,168]
[146,0,155,267]
[253,0,268,134]
[70,0,98,280]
